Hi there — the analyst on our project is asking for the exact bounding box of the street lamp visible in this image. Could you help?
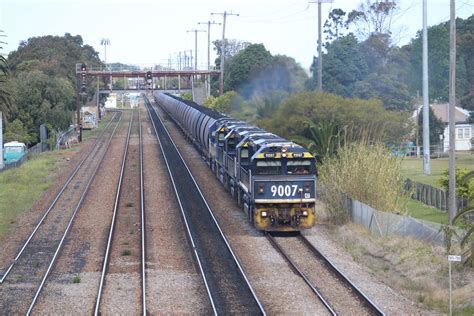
[100,38,110,69]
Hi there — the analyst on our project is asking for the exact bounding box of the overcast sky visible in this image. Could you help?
[1,0,473,70]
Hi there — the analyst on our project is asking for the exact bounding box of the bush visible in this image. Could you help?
[72,274,81,283]
[319,141,408,223]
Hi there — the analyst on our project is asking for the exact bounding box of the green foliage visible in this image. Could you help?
[310,34,368,96]
[0,32,14,121]
[406,19,469,105]
[4,119,34,144]
[224,43,273,93]
[438,168,474,200]
[415,106,445,146]
[443,170,474,266]
[9,70,75,141]
[323,9,348,41]
[346,0,398,38]
[180,92,193,101]
[260,91,412,145]
[319,141,408,222]
[204,91,243,114]
[306,121,344,163]
[72,274,81,284]
[5,33,103,143]
[8,33,102,80]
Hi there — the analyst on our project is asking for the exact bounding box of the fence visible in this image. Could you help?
[405,179,467,211]
[347,197,450,245]
[0,141,49,173]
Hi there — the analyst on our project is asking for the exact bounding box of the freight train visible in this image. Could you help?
[154,92,316,232]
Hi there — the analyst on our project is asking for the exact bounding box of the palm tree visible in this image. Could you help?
[452,170,474,266]
[0,30,13,121]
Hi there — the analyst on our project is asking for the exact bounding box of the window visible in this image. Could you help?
[256,160,281,175]
[464,128,470,139]
[287,160,312,174]
[4,147,23,154]
[457,128,464,139]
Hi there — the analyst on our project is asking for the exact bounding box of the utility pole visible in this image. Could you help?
[422,0,431,175]
[448,0,456,224]
[211,11,239,96]
[198,20,221,97]
[309,0,333,91]
[186,29,206,70]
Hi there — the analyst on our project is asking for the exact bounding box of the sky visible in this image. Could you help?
[1,0,473,71]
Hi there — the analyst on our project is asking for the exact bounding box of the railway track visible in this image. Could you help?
[145,97,265,315]
[0,112,122,315]
[266,233,385,316]
[94,110,147,315]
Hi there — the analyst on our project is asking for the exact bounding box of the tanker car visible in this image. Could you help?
[154,92,316,232]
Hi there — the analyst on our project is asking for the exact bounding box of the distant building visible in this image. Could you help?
[105,93,117,108]
[413,103,472,151]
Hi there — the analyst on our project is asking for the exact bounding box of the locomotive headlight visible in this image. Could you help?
[302,210,308,216]
[258,184,265,194]
[261,211,268,217]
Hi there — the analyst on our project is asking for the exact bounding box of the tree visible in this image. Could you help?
[416,106,445,146]
[323,9,348,41]
[212,39,251,68]
[4,118,34,144]
[0,30,14,122]
[224,43,273,94]
[10,70,75,141]
[309,34,368,96]
[261,91,412,145]
[405,20,468,103]
[346,0,398,38]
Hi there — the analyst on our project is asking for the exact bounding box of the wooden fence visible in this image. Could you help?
[405,179,467,211]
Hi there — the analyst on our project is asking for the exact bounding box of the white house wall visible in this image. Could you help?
[443,123,473,151]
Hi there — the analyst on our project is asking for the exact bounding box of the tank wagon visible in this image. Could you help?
[154,92,316,232]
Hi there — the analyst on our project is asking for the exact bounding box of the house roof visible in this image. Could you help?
[413,103,471,124]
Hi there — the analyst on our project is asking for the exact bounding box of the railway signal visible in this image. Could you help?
[80,64,87,95]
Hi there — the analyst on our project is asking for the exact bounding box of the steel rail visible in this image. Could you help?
[139,109,147,316]
[265,233,337,316]
[94,111,134,316]
[0,112,119,284]
[299,235,385,316]
[145,97,217,315]
[26,112,123,315]
[145,97,265,315]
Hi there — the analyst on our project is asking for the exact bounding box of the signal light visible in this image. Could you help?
[81,63,87,72]
[146,71,152,79]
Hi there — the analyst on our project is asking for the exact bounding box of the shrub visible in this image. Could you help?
[319,141,408,223]
[72,274,81,284]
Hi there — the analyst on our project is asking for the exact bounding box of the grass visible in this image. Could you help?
[0,151,63,241]
[72,274,81,284]
[403,198,449,224]
[401,152,474,188]
[333,223,473,315]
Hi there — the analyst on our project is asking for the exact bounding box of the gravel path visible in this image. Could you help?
[141,101,212,314]
[33,112,130,314]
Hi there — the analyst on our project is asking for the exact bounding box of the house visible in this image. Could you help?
[414,103,472,152]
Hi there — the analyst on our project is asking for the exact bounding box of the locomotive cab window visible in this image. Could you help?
[240,148,249,158]
[256,160,281,175]
[286,160,311,174]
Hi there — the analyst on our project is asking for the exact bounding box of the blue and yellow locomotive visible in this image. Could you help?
[155,92,316,232]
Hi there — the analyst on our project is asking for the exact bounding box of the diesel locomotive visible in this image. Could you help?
[154,92,316,232]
